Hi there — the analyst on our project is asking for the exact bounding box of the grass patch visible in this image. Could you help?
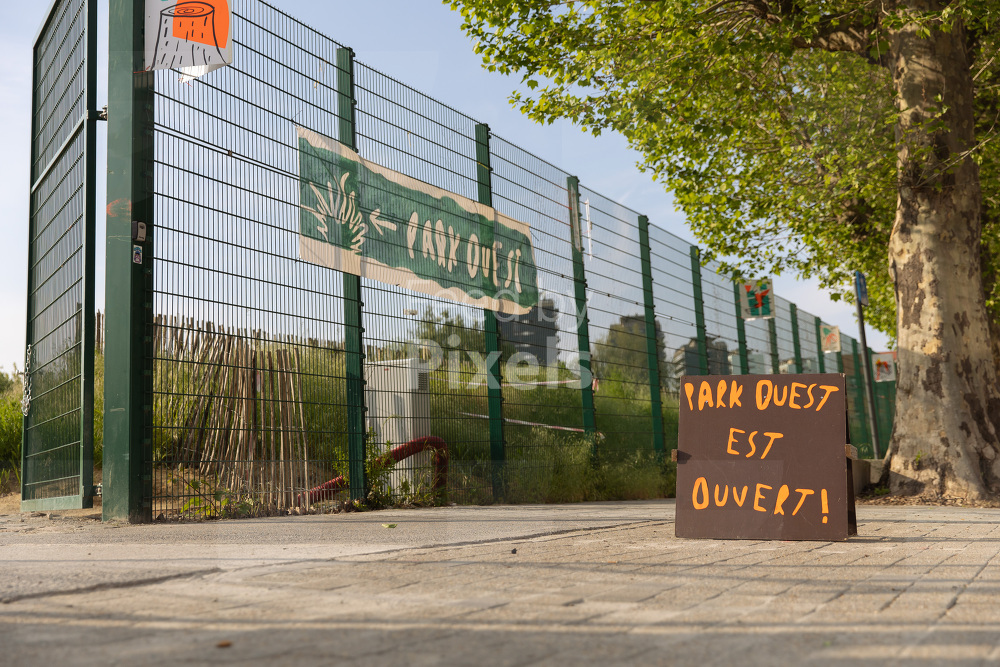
[504,428,675,504]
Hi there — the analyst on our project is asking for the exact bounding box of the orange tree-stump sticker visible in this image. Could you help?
[144,0,234,81]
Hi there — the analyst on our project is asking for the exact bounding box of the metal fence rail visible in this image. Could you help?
[97,0,892,519]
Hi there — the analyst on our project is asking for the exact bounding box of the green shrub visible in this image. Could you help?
[594,450,675,500]
[0,367,24,470]
[503,428,675,504]
[506,428,597,503]
[0,370,16,395]
[0,392,22,469]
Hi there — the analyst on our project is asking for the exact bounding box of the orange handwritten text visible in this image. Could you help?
[753,483,772,512]
[755,380,839,412]
[684,380,744,411]
[724,429,784,459]
[688,476,821,518]
[692,477,710,509]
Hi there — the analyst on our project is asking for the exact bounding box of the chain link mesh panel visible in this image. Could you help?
[22,0,95,509]
[647,226,698,451]
[150,2,357,516]
[576,187,659,460]
[797,307,821,374]
[140,0,892,517]
[701,262,742,376]
[743,317,774,374]
[489,138,587,500]
[840,333,873,457]
[773,296,797,374]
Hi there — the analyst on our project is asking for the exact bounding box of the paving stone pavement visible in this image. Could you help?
[2,501,1000,665]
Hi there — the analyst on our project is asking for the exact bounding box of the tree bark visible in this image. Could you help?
[980,227,1000,379]
[887,6,1000,499]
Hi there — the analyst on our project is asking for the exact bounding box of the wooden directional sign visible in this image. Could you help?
[675,374,854,541]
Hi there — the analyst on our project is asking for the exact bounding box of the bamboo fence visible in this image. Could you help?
[151,314,328,513]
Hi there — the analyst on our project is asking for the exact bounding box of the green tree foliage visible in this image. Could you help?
[0,368,15,396]
[0,367,23,468]
[448,0,1000,341]
[448,1,1000,499]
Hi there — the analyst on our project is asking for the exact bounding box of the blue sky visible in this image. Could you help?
[0,0,888,373]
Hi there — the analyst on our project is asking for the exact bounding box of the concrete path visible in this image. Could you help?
[1,501,999,665]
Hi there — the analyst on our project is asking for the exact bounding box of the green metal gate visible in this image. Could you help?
[22,0,98,510]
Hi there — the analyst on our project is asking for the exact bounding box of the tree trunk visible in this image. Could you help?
[990,311,1000,381]
[887,8,1000,500]
[980,230,1000,378]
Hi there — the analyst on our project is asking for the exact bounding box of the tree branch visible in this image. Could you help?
[737,2,890,67]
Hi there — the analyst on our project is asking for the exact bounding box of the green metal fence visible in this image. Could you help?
[21,0,97,511]
[90,0,893,520]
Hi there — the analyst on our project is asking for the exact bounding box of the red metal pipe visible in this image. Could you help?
[299,436,448,505]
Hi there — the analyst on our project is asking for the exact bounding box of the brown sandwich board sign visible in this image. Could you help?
[675,374,855,541]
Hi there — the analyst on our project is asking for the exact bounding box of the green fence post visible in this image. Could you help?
[864,343,883,458]
[80,0,98,507]
[689,247,709,375]
[768,318,780,374]
[732,282,750,374]
[876,379,896,448]
[475,124,507,500]
[814,316,826,373]
[104,0,154,522]
[790,303,803,373]
[566,177,597,436]
[336,47,368,501]
[638,215,665,458]
[851,338,872,453]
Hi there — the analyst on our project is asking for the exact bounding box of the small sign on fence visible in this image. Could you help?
[297,127,540,315]
[820,324,841,353]
[873,353,896,383]
[675,374,856,541]
[739,278,774,320]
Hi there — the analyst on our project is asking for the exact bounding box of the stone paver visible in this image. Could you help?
[2,501,1000,664]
